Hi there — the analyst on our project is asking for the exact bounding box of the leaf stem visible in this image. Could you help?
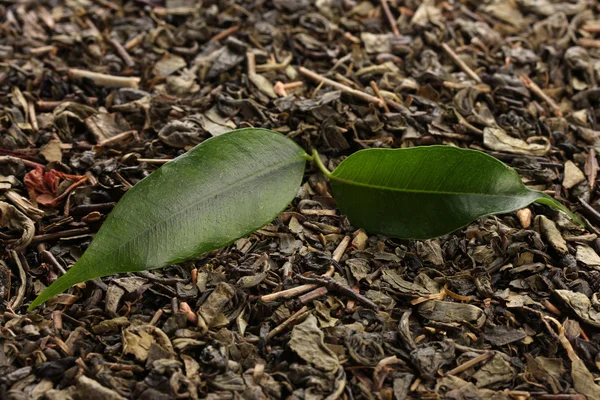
[311,149,332,178]
[302,152,314,163]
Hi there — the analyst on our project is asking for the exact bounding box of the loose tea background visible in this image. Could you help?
[1,0,600,399]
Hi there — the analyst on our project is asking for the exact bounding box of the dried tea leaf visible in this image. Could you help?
[40,139,62,163]
[289,315,339,372]
[554,289,600,327]
[198,282,235,328]
[153,53,187,77]
[418,300,486,328]
[563,161,586,189]
[382,268,439,297]
[76,376,126,400]
[483,127,550,156]
[472,353,516,388]
[575,245,600,268]
[410,340,455,379]
[346,258,371,281]
[0,201,35,251]
[484,326,527,346]
[417,239,444,265]
[249,73,276,98]
[360,33,392,54]
[537,215,568,256]
[525,354,563,393]
[197,107,236,137]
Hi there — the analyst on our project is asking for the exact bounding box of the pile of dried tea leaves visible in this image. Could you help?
[2,0,600,399]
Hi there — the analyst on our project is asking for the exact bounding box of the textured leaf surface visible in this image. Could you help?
[329,146,582,240]
[29,128,307,309]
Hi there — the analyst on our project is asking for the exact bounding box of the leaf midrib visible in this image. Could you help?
[329,174,537,200]
[94,152,306,260]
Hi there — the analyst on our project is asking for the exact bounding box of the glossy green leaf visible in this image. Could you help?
[29,128,307,310]
[323,146,582,240]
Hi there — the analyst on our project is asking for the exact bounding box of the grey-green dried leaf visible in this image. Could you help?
[382,268,439,297]
[410,340,455,380]
[289,315,339,372]
[483,127,550,156]
[537,215,568,256]
[554,289,600,327]
[199,282,235,328]
[525,354,563,394]
[92,316,130,334]
[472,353,516,388]
[484,326,527,346]
[418,300,486,328]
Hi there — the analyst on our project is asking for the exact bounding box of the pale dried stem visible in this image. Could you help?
[380,0,400,36]
[299,67,385,107]
[261,236,351,302]
[441,43,482,83]
[137,158,171,164]
[370,81,390,112]
[267,306,309,339]
[95,130,138,148]
[9,251,26,310]
[28,101,38,132]
[520,74,562,117]
[69,68,140,88]
[445,351,493,376]
[109,38,135,67]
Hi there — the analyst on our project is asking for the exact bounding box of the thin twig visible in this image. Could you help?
[0,155,45,169]
[28,101,38,132]
[31,228,90,243]
[209,25,239,42]
[370,81,391,112]
[380,0,400,36]
[9,251,26,310]
[445,351,493,376]
[296,275,378,309]
[68,68,140,88]
[520,75,562,117]
[441,43,482,83]
[579,198,600,225]
[109,38,135,68]
[577,38,600,48]
[298,67,385,107]
[267,306,309,339]
[95,130,138,148]
[261,236,351,302]
[137,158,172,165]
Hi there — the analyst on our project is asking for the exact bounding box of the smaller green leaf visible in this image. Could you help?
[29,128,307,310]
[323,146,583,240]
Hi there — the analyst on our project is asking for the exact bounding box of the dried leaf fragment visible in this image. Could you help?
[483,127,550,156]
[537,215,568,256]
[0,201,35,251]
[289,315,339,372]
[563,160,586,189]
[554,290,600,327]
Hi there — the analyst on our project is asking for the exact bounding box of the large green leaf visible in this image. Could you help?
[323,146,582,240]
[29,128,308,310]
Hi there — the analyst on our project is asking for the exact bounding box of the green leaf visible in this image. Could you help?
[324,146,583,240]
[29,128,307,310]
